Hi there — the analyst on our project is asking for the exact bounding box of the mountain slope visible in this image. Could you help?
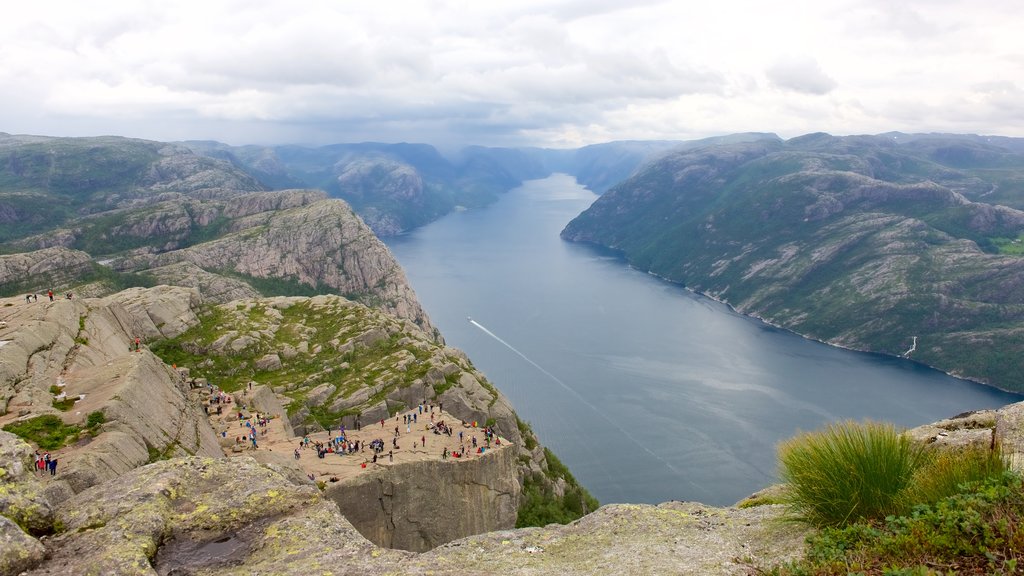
[562,133,1024,391]
[0,135,434,333]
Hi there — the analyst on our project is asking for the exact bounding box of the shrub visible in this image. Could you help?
[778,420,927,527]
[86,411,106,430]
[767,472,1024,575]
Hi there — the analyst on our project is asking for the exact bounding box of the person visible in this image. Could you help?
[48,458,58,476]
[47,289,53,302]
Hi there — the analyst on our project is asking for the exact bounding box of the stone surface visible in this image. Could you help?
[0,431,54,536]
[325,438,521,552]
[0,515,44,576]
[21,456,806,576]
[0,289,222,504]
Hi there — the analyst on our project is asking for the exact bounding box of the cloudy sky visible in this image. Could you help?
[1,0,1021,148]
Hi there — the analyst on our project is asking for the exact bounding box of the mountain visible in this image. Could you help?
[184,141,553,236]
[0,135,433,332]
[562,132,1024,392]
[183,139,696,236]
[565,133,779,193]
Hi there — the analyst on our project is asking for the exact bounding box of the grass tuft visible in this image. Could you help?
[778,420,927,527]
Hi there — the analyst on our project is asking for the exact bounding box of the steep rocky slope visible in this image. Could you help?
[0,287,223,506]
[1,287,592,551]
[562,133,1024,391]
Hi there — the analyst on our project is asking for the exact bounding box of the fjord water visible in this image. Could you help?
[385,174,1022,506]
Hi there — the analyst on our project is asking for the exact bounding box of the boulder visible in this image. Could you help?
[0,516,44,576]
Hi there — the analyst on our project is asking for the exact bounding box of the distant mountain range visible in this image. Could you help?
[6,129,1024,393]
[562,132,1024,392]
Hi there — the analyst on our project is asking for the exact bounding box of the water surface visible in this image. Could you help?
[386,174,1022,506]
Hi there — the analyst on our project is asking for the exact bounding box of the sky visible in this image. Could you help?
[1,0,1021,148]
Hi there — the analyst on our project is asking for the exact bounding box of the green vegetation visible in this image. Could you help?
[86,411,106,432]
[2,415,81,450]
[768,420,1015,574]
[516,416,538,450]
[152,299,454,430]
[990,235,1024,255]
[778,421,928,527]
[516,447,599,528]
[562,135,1024,392]
[52,397,77,411]
[767,472,1024,575]
[779,421,1011,529]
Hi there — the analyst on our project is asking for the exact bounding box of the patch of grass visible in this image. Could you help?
[2,414,81,450]
[516,416,538,451]
[778,421,928,528]
[901,444,1010,509]
[52,398,77,411]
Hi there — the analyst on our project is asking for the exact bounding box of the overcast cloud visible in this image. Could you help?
[0,0,1021,147]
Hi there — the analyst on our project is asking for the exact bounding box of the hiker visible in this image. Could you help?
[48,459,58,476]
[47,289,53,301]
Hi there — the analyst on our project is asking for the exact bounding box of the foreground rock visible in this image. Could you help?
[16,456,805,576]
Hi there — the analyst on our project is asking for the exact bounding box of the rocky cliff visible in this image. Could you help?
[325,443,521,552]
[121,200,433,331]
[0,287,223,505]
[0,136,435,337]
[0,452,807,576]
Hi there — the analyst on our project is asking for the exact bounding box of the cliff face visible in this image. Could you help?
[2,454,806,576]
[325,444,520,552]
[139,200,432,331]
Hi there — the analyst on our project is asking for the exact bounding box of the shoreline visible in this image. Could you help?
[560,236,1020,398]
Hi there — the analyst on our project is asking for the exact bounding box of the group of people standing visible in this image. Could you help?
[34,451,58,476]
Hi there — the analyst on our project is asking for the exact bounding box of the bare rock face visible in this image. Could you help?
[31,456,403,576]
[325,443,521,552]
[135,261,261,305]
[0,288,222,504]
[0,247,94,292]
[0,431,54,536]
[123,199,434,333]
[0,515,44,576]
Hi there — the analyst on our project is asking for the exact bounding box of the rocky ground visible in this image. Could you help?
[1,444,808,576]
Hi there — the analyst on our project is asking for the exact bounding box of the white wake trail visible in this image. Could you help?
[468,318,690,483]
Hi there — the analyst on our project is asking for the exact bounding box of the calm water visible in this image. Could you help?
[385,174,1022,506]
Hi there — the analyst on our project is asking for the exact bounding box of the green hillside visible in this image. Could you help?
[562,133,1024,391]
